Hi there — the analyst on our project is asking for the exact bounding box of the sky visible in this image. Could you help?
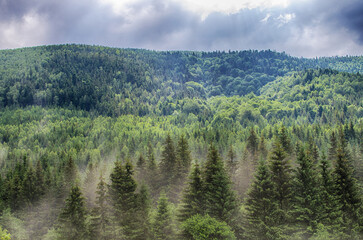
[0,0,362,57]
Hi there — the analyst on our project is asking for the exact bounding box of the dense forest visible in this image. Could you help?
[0,45,362,239]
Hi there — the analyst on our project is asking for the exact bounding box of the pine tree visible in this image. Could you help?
[318,153,343,230]
[278,125,291,153]
[91,174,111,240]
[259,136,268,160]
[226,145,237,174]
[63,156,78,191]
[22,165,37,206]
[108,160,140,239]
[269,140,292,222]
[328,132,337,162]
[245,159,278,239]
[175,134,192,179]
[246,128,259,159]
[204,145,238,224]
[334,147,361,225]
[152,192,174,240]
[137,154,146,170]
[135,184,151,240]
[292,147,321,235]
[58,185,88,240]
[159,134,176,182]
[178,163,205,222]
[34,159,45,200]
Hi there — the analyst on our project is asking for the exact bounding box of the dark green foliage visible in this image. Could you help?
[175,134,192,179]
[178,163,205,222]
[160,134,177,182]
[58,185,88,240]
[152,192,174,240]
[246,160,278,239]
[181,214,236,240]
[292,147,321,234]
[204,145,238,224]
[269,139,292,220]
[246,128,259,157]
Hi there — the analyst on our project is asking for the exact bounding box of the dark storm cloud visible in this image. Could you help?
[0,0,362,57]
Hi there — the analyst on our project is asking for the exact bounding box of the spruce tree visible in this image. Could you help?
[204,145,237,224]
[334,147,361,225]
[58,185,88,240]
[109,160,143,239]
[278,125,291,153]
[34,159,45,200]
[178,163,205,222]
[175,134,192,179]
[159,134,176,182]
[318,153,343,230]
[226,145,237,174]
[292,147,321,235]
[328,131,337,162]
[135,184,151,240]
[22,165,37,206]
[269,140,292,222]
[152,192,174,240]
[246,128,259,157]
[246,159,278,239]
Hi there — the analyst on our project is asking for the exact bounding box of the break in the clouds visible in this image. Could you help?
[0,0,362,57]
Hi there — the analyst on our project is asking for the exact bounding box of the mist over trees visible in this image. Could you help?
[0,45,362,239]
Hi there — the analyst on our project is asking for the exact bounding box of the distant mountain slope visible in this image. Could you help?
[0,44,362,116]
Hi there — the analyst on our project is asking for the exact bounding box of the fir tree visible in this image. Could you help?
[152,192,174,240]
[328,132,337,162]
[175,134,192,179]
[318,153,343,230]
[178,163,205,222]
[269,140,292,222]
[246,159,278,239]
[292,147,321,235]
[159,134,176,182]
[226,145,237,174]
[278,125,291,153]
[58,185,88,240]
[204,144,238,224]
[108,160,141,239]
[34,159,45,200]
[135,184,151,240]
[334,147,361,225]
[246,128,259,157]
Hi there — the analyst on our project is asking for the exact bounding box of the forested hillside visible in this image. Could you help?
[0,45,362,240]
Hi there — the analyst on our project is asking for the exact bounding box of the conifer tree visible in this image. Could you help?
[58,185,88,240]
[34,159,45,200]
[160,134,176,182]
[91,174,111,240]
[292,147,321,234]
[135,184,151,240]
[137,154,146,170]
[178,163,205,222]
[328,132,337,162]
[175,134,192,179]
[246,159,278,239]
[318,153,343,230]
[22,165,37,206]
[63,156,78,191]
[152,192,174,240]
[109,160,143,239]
[246,128,259,157]
[226,145,237,174]
[269,140,292,222]
[259,136,268,160]
[278,125,291,153]
[204,144,237,224]
[334,147,361,225]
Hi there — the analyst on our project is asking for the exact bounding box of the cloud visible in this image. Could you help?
[0,0,362,57]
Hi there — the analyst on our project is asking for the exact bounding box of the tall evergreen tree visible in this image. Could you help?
[203,144,238,225]
[269,140,292,222]
[152,192,174,240]
[292,147,321,235]
[328,131,338,162]
[175,134,192,179]
[178,163,205,222]
[246,128,259,158]
[159,134,176,182]
[226,145,237,174]
[135,184,151,240]
[34,159,45,200]
[278,125,291,153]
[22,165,37,206]
[58,185,88,240]
[246,159,278,239]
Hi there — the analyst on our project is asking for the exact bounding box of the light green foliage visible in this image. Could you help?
[0,226,11,240]
[181,214,236,240]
